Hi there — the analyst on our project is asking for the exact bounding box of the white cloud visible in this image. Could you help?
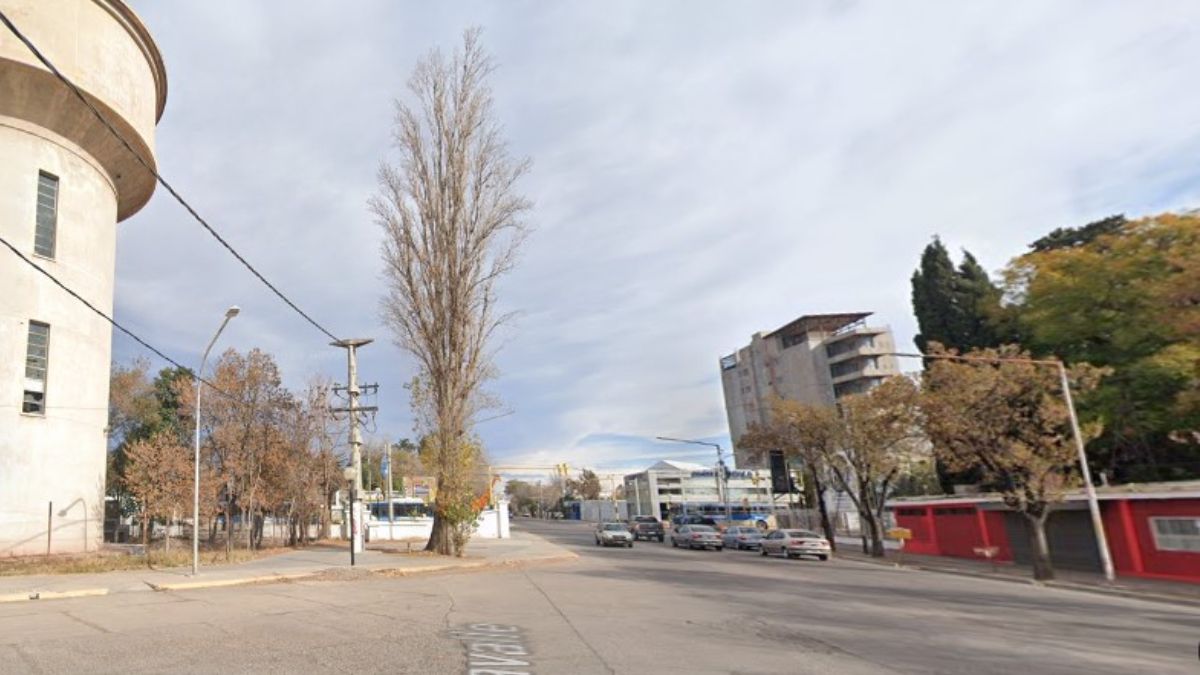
[113,0,1200,468]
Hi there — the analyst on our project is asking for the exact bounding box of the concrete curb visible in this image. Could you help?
[835,554,1200,608]
[0,547,580,602]
[147,572,314,592]
[0,587,109,604]
[147,551,580,592]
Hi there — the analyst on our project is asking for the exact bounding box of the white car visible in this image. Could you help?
[760,529,831,560]
[595,522,634,547]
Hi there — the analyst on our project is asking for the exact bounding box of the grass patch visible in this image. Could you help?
[0,545,288,577]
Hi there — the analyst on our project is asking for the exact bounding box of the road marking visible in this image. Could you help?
[447,622,532,675]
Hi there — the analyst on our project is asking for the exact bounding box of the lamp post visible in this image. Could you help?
[889,351,1115,583]
[192,306,239,576]
[656,436,732,522]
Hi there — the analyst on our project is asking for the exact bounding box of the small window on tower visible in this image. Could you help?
[23,321,49,415]
[35,171,59,258]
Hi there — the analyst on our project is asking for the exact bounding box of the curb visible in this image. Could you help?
[835,554,1200,608]
[147,551,580,591]
[147,571,314,592]
[0,548,579,601]
[0,587,109,604]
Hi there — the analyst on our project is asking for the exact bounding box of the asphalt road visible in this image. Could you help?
[1,520,1196,674]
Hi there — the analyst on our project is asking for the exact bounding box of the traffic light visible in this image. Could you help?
[769,450,792,494]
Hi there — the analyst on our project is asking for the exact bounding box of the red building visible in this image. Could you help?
[888,481,1200,584]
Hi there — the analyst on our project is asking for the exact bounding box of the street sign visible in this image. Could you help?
[886,527,912,540]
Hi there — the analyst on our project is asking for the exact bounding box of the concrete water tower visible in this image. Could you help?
[0,0,167,554]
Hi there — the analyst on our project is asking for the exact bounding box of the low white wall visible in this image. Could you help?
[363,501,511,542]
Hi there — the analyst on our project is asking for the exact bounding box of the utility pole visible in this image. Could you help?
[385,442,394,541]
[331,338,375,558]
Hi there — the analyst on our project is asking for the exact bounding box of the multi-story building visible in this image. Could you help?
[623,460,775,521]
[720,313,900,468]
[0,0,167,554]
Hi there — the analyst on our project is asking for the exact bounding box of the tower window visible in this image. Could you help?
[23,321,49,415]
[35,171,59,258]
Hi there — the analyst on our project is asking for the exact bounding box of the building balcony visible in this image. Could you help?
[825,344,887,365]
[830,365,890,385]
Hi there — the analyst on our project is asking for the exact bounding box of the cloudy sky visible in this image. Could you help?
[111,1,1200,475]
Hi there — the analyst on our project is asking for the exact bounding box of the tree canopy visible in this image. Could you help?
[1003,213,1200,481]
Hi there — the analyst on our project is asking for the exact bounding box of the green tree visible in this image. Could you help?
[912,238,1007,353]
[567,469,603,501]
[911,239,1009,490]
[1004,214,1200,481]
[1029,214,1126,253]
[107,361,194,508]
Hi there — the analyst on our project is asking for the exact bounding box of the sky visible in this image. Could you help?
[108,0,1200,478]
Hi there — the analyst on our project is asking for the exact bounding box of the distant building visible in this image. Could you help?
[0,0,167,555]
[720,312,901,468]
[623,460,775,522]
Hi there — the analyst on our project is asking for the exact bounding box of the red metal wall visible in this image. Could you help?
[892,503,1012,561]
[1125,499,1200,583]
[893,507,938,555]
[897,497,1200,583]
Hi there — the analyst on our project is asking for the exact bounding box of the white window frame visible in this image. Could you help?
[34,171,59,259]
[1149,516,1200,553]
[23,320,49,415]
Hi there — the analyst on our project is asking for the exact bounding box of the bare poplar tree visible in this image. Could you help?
[373,28,531,556]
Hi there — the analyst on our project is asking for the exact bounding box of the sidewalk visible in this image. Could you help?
[0,530,575,604]
[832,537,1200,607]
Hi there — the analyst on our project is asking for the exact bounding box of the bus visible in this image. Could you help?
[665,503,776,527]
[367,498,430,521]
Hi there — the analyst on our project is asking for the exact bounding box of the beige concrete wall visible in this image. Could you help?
[0,0,164,555]
[0,121,116,555]
[0,0,165,219]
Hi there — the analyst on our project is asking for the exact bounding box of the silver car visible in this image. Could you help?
[760,529,832,560]
[595,522,634,548]
[671,524,723,551]
[722,526,764,550]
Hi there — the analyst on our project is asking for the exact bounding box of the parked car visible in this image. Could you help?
[595,522,634,548]
[760,529,831,560]
[722,526,763,550]
[629,515,664,542]
[671,524,723,551]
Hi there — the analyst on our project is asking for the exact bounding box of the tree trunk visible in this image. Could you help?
[224,499,232,560]
[141,507,151,566]
[808,467,836,552]
[862,513,886,557]
[1026,513,1055,581]
[425,512,455,555]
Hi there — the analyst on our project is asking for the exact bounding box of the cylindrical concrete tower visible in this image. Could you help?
[0,0,166,555]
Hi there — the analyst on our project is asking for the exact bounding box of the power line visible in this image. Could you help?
[0,233,232,400]
[0,9,342,344]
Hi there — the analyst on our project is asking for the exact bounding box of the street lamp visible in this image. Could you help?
[656,436,732,522]
[192,305,239,576]
[889,351,1116,583]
